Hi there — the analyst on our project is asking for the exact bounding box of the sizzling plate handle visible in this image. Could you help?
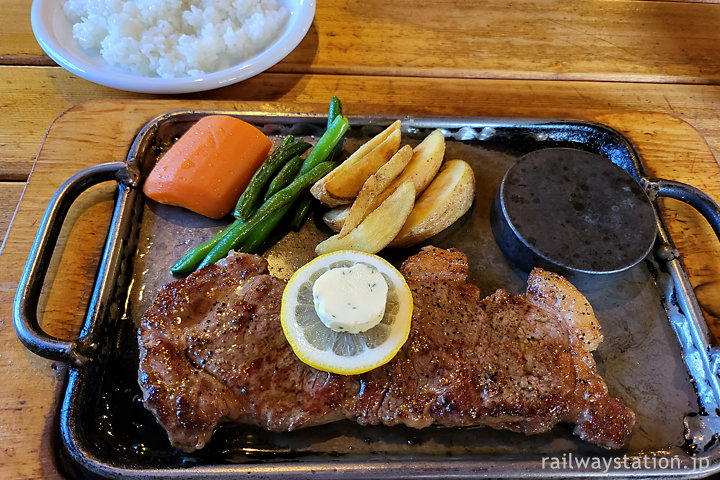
[645,178,720,240]
[13,162,136,366]
[642,177,720,420]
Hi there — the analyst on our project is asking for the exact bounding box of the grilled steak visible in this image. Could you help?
[138,246,634,452]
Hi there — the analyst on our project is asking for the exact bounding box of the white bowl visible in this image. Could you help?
[30,0,315,94]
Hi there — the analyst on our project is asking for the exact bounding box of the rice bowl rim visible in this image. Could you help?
[30,0,316,94]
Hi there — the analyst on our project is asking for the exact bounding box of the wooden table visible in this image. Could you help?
[3,0,720,478]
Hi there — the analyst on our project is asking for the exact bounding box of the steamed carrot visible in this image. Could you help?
[143,115,272,219]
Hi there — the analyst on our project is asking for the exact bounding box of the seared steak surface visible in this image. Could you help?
[138,247,634,452]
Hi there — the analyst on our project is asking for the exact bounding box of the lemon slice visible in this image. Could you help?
[281,250,413,375]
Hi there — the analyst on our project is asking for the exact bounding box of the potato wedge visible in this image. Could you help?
[339,145,413,238]
[357,129,445,210]
[310,121,401,207]
[342,120,401,166]
[388,159,475,248]
[399,129,446,196]
[315,180,416,255]
[322,206,349,233]
[319,131,445,232]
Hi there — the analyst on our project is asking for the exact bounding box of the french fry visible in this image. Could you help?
[339,145,413,238]
[315,180,416,255]
[310,121,402,207]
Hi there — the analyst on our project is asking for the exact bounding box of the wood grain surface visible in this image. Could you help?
[0,181,24,244]
[1,100,719,479]
[0,0,48,64]
[7,0,720,82]
[5,68,720,183]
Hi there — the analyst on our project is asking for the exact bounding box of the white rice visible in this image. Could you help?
[63,0,289,78]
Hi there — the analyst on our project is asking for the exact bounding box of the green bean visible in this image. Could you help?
[326,97,345,163]
[263,154,303,202]
[199,161,336,268]
[289,194,315,231]
[233,136,311,221]
[298,115,349,175]
[327,96,343,128]
[242,203,293,254]
[286,97,345,229]
[170,219,242,276]
[174,98,347,274]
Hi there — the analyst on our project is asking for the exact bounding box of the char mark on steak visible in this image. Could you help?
[138,247,634,452]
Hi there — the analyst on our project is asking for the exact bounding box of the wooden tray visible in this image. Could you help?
[3,101,720,479]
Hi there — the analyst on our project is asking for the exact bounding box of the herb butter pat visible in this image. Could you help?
[312,263,388,334]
